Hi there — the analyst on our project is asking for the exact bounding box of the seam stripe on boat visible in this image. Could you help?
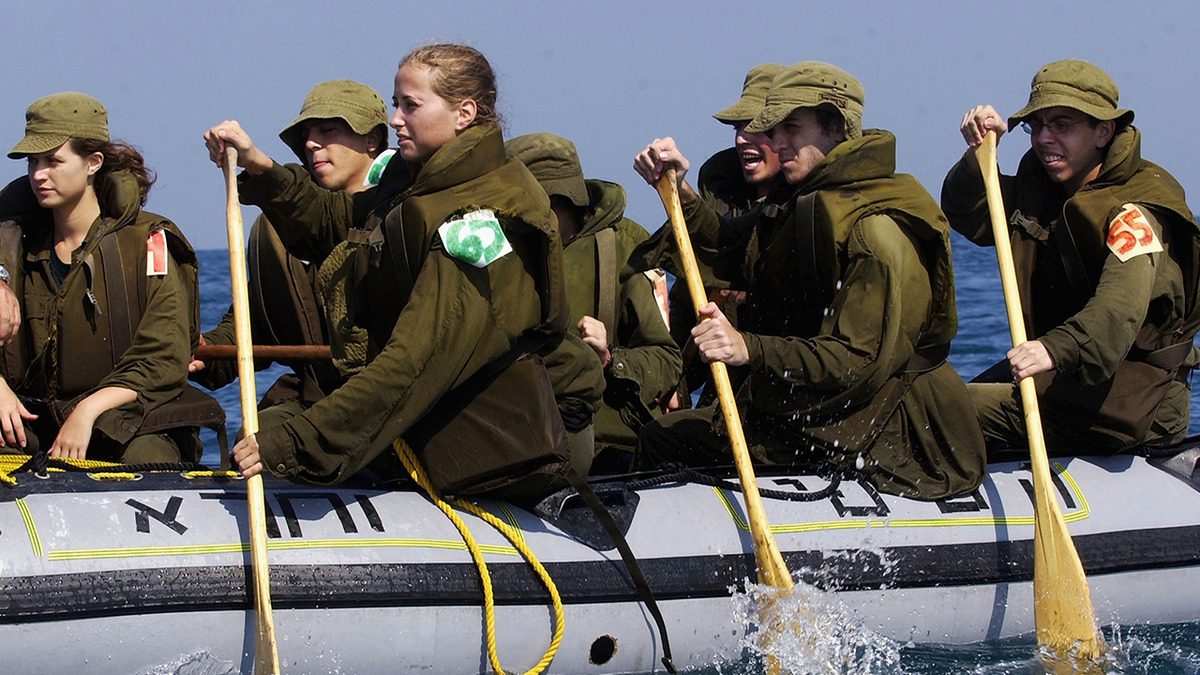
[713,463,1090,533]
[7,524,1200,623]
[46,538,518,561]
[15,498,41,557]
[496,502,524,546]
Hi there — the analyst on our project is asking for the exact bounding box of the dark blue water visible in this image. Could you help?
[192,241,1200,674]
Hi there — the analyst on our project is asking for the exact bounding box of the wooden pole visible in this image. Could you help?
[653,169,792,589]
[195,344,331,363]
[223,146,282,675]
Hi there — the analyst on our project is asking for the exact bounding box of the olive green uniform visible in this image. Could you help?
[942,125,1200,450]
[0,172,202,462]
[561,179,681,463]
[236,126,603,495]
[638,131,986,500]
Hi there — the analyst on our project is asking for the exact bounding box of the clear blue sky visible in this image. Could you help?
[2,0,1197,250]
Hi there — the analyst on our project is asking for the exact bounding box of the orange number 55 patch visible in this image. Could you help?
[1106,204,1163,262]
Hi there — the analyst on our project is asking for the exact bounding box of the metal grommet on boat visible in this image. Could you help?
[589,635,617,665]
[87,472,143,482]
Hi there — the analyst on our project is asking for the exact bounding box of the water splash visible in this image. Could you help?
[140,651,237,675]
[730,579,902,674]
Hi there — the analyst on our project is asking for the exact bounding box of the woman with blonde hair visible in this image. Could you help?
[205,44,601,502]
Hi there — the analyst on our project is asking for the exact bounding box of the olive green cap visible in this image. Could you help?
[744,62,864,139]
[278,79,388,163]
[713,64,785,124]
[1007,59,1134,130]
[505,133,589,208]
[9,92,108,159]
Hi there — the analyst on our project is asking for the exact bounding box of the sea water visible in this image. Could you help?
[191,236,1200,673]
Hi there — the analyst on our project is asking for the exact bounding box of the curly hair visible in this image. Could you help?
[68,137,156,206]
[400,44,501,129]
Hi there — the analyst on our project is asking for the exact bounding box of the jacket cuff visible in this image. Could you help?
[256,420,301,478]
[743,331,764,371]
[1038,329,1079,375]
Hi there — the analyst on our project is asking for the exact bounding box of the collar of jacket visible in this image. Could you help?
[698,147,760,208]
[1013,124,1142,197]
[0,170,143,248]
[794,129,896,194]
[405,125,505,199]
[574,179,627,240]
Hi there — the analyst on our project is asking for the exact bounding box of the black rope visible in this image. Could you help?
[626,464,845,502]
[9,450,201,477]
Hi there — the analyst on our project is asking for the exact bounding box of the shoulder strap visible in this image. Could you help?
[1050,208,1094,303]
[793,192,826,311]
[98,232,136,359]
[595,228,617,342]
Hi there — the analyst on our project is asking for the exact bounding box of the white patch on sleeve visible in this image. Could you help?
[1106,204,1163,262]
[146,229,169,276]
[437,209,512,268]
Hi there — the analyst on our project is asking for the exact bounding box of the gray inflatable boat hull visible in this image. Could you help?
[2,453,1199,674]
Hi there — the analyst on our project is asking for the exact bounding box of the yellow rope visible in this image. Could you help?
[0,454,123,486]
[393,438,564,675]
[182,470,242,480]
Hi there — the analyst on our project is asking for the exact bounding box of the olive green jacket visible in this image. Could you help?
[942,125,1200,446]
[0,172,195,444]
[659,130,986,499]
[563,179,680,451]
[238,126,602,485]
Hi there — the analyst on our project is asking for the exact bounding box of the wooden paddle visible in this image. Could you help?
[196,344,331,363]
[222,146,281,675]
[653,168,792,589]
[975,131,1104,665]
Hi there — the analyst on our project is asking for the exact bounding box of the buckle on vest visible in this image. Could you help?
[1010,209,1050,242]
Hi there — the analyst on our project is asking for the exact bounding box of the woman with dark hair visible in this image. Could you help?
[205,44,602,502]
[0,92,205,463]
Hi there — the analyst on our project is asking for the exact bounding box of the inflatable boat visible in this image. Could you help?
[2,446,1199,674]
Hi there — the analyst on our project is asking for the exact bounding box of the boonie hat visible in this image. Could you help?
[9,92,108,159]
[279,79,388,163]
[505,133,590,208]
[745,62,864,139]
[1007,59,1134,131]
[713,64,785,125]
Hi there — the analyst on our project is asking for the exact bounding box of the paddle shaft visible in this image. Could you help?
[976,132,1103,662]
[196,344,332,363]
[223,147,281,674]
[654,169,792,589]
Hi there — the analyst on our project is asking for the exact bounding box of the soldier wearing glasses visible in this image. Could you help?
[942,59,1200,452]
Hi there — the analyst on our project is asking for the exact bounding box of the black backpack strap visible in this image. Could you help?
[98,233,135,358]
[565,470,677,674]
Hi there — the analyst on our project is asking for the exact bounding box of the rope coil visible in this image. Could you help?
[393,438,564,675]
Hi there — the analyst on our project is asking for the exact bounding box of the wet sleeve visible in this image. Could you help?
[237,162,373,263]
[255,249,537,485]
[742,215,924,401]
[1038,213,1161,383]
[607,272,682,408]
